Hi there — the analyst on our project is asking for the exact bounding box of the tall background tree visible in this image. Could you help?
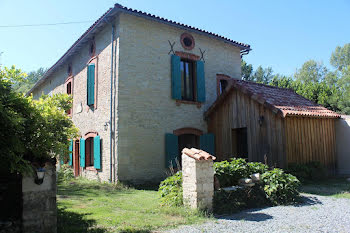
[12,67,46,93]
[241,43,350,115]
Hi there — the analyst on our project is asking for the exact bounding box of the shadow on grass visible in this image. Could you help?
[57,180,134,198]
[300,178,350,197]
[57,207,107,233]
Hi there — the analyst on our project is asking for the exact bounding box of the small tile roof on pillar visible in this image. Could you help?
[182,148,216,161]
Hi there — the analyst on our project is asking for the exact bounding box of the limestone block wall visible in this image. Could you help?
[336,116,350,175]
[117,13,241,182]
[31,17,120,182]
[182,150,214,210]
[22,165,57,233]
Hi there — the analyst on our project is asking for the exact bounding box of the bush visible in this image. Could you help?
[261,168,300,205]
[287,162,327,182]
[58,164,74,183]
[158,171,183,206]
[214,158,268,187]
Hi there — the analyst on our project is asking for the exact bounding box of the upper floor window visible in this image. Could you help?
[65,76,73,116]
[171,52,205,104]
[216,74,231,97]
[219,79,228,95]
[181,59,195,101]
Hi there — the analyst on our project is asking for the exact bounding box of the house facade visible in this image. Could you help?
[29,4,251,183]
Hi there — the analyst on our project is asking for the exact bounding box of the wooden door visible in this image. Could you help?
[73,140,80,177]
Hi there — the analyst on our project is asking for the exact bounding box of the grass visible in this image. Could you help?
[57,178,208,233]
[300,178,350,199]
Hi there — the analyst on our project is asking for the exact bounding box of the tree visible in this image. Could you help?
[251,66,273,84]
[0,66,78,174]
[12,67,46,93]
[330,43,350,71]
[294,60,327,83]
[241,60,253,81]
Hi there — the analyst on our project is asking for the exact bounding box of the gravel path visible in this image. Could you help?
[167,195,350,233]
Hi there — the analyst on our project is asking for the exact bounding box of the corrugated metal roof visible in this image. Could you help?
[27,3,251,95]
[205,79,341,119]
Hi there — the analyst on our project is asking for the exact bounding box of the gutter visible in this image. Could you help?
[109,24,115,183]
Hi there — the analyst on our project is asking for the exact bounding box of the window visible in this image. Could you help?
[66,82,72,95]
[79,133,101,169]
[219,79,228,94]
[216,74,231,97]
[181,59,195,101]
[85,137,94,167]
[65,78,73,115]
[171,53,205,104]
[180,33,195,50]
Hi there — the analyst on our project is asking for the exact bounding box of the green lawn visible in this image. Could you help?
[301,178,350,199]
[57,178,208,233]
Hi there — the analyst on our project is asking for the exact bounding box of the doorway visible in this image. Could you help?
[73,140,80,177]
[178,134,199,166]
[232,127,248,159]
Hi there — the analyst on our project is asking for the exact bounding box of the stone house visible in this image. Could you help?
[28,4,251,183]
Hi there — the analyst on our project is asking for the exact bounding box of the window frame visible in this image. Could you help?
[64,75,73,116]
[216,74,232,97]
[87,56,98,110]
[174,51,202,108]
[83,131,98,170]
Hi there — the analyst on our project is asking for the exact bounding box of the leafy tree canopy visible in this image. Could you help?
[242,43,350,115]
[12,67,46,94]
[0,66,78,174]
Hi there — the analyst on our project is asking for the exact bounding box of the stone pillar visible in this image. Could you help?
[22,164,57,233]
[182,148,215,211]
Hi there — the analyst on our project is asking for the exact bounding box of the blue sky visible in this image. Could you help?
[0,0,349,76]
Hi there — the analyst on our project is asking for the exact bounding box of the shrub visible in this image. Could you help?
[58,164,74,183]
[158,171,183,206]
[214,158,249,187]
[261,168,300,205]
[287,161,327,182]
[214,158,268,187]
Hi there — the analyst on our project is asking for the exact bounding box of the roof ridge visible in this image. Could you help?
[232,79,295,92]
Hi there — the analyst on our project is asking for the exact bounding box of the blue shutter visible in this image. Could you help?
[68,139,73,166]
[200,133,215,155]
[171,55,181,100]
[165,133,179,168]
[93,135,101,169]
[196,60,206,102]
[80,138,85,167]
[87,64,95,106]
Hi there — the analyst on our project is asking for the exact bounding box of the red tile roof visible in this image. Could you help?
[28,3,250,95]
[182,148,216,161]
[205,79,340,119]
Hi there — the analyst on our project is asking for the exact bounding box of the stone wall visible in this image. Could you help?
[22,165,57,233]
[336,116,350,175]
[182,149,214,211]
[117,13,241,182]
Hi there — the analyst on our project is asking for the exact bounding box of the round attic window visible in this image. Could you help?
[180,33,195,50]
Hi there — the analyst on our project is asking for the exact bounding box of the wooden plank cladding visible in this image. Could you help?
[206,82,339,171]
[207,89,286,168]
[284,117,336,170]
